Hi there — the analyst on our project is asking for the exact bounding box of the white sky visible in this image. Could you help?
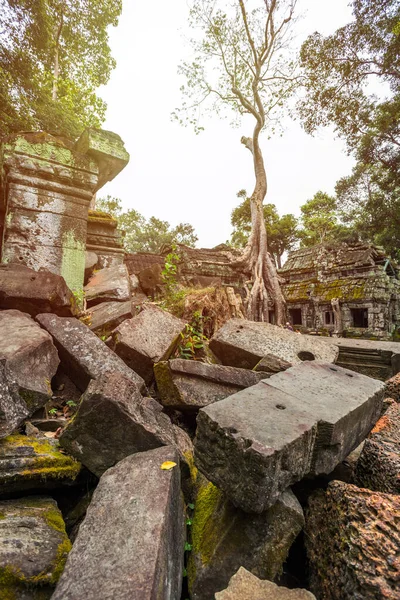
[99,0,355,248]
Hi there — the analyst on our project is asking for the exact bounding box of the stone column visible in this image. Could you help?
[0,129,129,295]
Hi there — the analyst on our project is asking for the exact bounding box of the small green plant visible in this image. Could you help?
[178,311,206,359]
[48,408,58,416]
[161,244,180,294]
[66,400,77,408]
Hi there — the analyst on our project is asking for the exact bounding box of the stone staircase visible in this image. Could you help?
[336,346,393,381]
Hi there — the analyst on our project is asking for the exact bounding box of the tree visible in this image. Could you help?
[174,0,300,323]
[230,190,299,268]
[299,0,400,257]
[298,191,357,247]
[0,0,121,137]
[96,196,198,253]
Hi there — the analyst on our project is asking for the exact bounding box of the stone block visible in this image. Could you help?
[138,263,163,296]
[59,372,192,477]
[0,263,77,317]
[194,362,384,512]
[87,300,133,335]
[111,305,186,384]
[0,496,71,599]
[305,481,400,600]
[36,313,145,393]
[254,353,292,373]
[209,319,338,368]
[384,371,400,401]
[84,264,131,306]
[188,479,304,600]
[84,251,98,284]
[0,310,59,415]
[355,402,400,494]
[154,359,270,411]
[215,568,316,600]
[0,361,29,439]
[0,435,81,496]
[52,446,185,600]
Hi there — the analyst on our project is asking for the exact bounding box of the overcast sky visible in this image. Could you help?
[99,0,355,248]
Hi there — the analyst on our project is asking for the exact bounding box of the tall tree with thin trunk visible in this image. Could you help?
[174,0,299,323]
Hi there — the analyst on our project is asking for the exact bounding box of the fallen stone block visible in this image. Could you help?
[195,362,384,513]
[111,305,186,384]
[138,263,163,296]
[84,251,98,284]
[188,478,304,600]
[84,264,131,306]
[36,313,145,393]
[355,402,400,494]
[87,299,133,335]
[215,568,316,600]
[0,362,29,439]
[0,496,71,599]
[52,446,185,600]
[155,359,270,411]
[254,353,292,373]
[0,310,59,414]
[59,372,192,476]
[0,435,81,496]
[0,263,77,317]
[209,319,338,369]
[384,371,400,402]
[305,481,400,600]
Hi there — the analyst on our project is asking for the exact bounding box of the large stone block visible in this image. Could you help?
[84,264,131,306]
[87,299,133,335]
[111,305,186,384]
[188,478,304,600]
[59,372,192,477]
[52,446,185,600]
[209,319,338,369]
[0,361,29,439]
[0,263,77,317]
[0,435,81,496]
[0,496,71,599]
[0,310,59,415]
[36,313,145,393]
[154,359,270,411]
[355,402,400,494]
[305,481,400,600]
[195,362,384,512]
[215,568,316,600]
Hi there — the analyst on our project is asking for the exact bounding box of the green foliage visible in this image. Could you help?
[298,191,357,247]
[0,0,121,137]
[178,312,207,360]
[230,190,299,267]
[299,0,400,259]
[161,245,180,294]
[96,196,198,253]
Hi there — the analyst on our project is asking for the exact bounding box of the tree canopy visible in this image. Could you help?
[230,189,298,268]
[299,0,400,259]
[0,0,121,137]
[96,196,198,253]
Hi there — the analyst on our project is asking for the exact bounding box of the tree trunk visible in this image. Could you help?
[240,131,286,325]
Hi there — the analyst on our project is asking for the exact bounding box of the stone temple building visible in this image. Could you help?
[279,242,400,339]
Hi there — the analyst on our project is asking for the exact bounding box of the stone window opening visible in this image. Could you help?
[351,308,369,328]
[288,308,302,326]
[324,311,334,325]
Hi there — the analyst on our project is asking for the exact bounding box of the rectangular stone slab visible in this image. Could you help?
[52,446,185,600]
[36,313,145,393]
[194,363,384,513]
[209,319,339,369]
[154,359,271,411]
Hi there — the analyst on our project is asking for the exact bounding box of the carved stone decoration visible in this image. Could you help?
[331,297,343,337]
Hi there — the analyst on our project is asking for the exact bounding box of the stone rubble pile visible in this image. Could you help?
[0,130,398,598]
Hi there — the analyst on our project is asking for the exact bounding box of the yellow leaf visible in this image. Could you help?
[161,461,177,470]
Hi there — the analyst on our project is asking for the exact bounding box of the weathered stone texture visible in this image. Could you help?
[86,211,125,269]
[195,362,384,513]
[0,263,77,316]
[155,359,270,411]
[36,313,145,392]
[188,480,304,600]
[0,310,59,414]
[254,353,292,373]
[87,299,133,335]
[0,435,81,496]
[52,447,185,600]
[385,371,400,402]
[215,568,316,600]
[0,361,29,439]
[84,251,98,283]
[355,402,400,494]
[209,319,338,369]
[0,496,71,599]
[84,264,131,306]
[59,372,192,477]
[111,305,186,384]
[305,481,400,600]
